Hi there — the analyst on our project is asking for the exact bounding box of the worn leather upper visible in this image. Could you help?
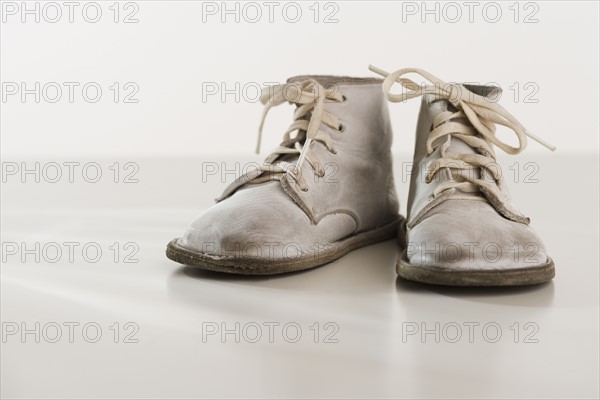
[406,86,548,270]
[178,77,399,260]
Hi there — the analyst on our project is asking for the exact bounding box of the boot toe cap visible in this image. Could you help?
[406,200,549,271]
[176,182,356,262]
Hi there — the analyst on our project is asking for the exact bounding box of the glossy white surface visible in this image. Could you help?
[1,155,599,399]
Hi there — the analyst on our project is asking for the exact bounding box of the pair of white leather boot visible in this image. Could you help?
[166,67,555,286]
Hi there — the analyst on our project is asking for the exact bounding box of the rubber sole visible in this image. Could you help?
[396,250,555,286]
[166,217,405,275]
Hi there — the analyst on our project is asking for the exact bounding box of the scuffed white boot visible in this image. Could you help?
[167,76,403,274]
[371,66,555,286]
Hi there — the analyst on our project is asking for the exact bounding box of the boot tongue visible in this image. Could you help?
[275,129,306,165]
[267,76,322,166]
[434,84,502,187]
[271,76,383,169]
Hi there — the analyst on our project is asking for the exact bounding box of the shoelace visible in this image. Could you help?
[216,79,344,201]
[369,66,555,198]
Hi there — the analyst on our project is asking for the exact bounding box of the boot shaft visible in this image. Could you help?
[407,84,502,220]
[284,76,399,231]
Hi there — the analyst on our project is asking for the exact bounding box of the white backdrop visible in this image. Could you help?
[2,3,600,399]
[1,0,598,157]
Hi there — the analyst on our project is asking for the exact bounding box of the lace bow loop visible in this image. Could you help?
[369,65,556,154]
[256,79,343,170]
[217,78,344,202]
